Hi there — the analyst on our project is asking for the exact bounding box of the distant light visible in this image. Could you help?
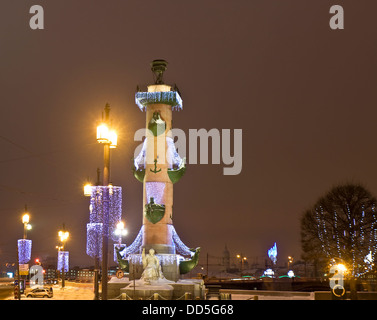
[288,270,295,278]
[26,224,32,230]
[264,268,274,277]
[7,272,13,278]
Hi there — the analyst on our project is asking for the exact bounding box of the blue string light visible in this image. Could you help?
[57,251,69,272]
[86,185,123,259]
[86,223,103,259]
[17,239,32,264]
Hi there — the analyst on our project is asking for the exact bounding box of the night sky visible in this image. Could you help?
[1,0,377,268]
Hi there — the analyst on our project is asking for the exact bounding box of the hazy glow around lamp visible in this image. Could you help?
[84,183,93,197]
[109,130,117,148]
[97,123,109,143]
[22,214,30,224]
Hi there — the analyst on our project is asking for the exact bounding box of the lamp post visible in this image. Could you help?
[96,103,117,300]
[17,206,32,300]
[288,256,293,270]
[236,254,247,276]
[58,228,69,288]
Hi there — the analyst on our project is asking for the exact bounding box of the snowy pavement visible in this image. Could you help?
[8,282,95,300]
[7,281,315,300]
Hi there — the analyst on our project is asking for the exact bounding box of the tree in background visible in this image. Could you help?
[301,183,377,277]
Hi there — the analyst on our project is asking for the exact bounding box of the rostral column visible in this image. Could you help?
[119,60,199,280]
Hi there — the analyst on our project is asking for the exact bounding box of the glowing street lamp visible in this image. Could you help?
[96,123,110,143]
[58,230,70,243]
[288,256,293,270]
[22,213,29,224]
[84,183,93,197]
[96,123,117,148]
[236,253,247,275]
[22,206,32,239]
[336,263,347,274]
[115,221,128,241]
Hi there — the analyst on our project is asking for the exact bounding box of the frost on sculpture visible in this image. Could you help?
[117,60,200,281]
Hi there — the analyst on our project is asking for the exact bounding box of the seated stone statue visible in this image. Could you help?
[141,248,165,284]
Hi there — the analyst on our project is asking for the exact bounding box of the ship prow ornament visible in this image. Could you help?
[145,197,165,224]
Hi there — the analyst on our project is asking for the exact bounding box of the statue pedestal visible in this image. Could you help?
[121,279,174,300]
[119,278,205,300]
[170,279,205,300]
[108,277,131,299]
[128,253,181,282]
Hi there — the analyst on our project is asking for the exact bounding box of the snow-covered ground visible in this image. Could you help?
[8,282,95,300]
[7,280,314,300]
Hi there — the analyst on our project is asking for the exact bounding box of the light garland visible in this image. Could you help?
[145,182,165,205]
[119,225,195,259]
[135,91,183,111]
[128,253,180,266]
[86,185,122,259]
[314,201,377,276]
[166,137,184,169]
[88,186,122,234]
[119,226,144,258]
[134,138,147,171]
[134,137,184,171]
[108,186,122,241]
[17,239,32,264]
[86,223,103,259]
[170,225,194,257]
[57,251,69,272]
